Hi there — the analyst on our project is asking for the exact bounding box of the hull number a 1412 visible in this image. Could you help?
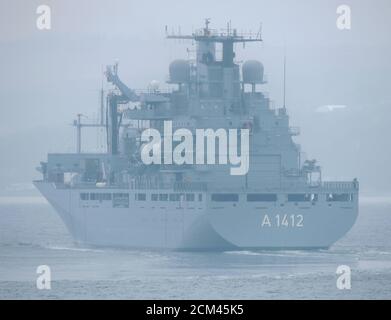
[261,214,304,228]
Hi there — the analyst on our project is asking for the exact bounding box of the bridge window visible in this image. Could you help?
[198,194,203,202]
[247,193,277,202]
[288,194,318,202]
[151,194,158,201]
[326,193,353,202]
[211,194,239,202]
[113,193,129,208]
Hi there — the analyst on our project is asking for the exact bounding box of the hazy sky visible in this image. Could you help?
[0,0,390,194]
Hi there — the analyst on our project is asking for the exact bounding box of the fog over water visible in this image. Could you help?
[1,197,391,299]
[0,0,391,300]
[0,0,390,195]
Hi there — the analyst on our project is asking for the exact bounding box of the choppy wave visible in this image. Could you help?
[44,246,104,253]
[1,199,391,299]
[223,249,337,258]
[224,250,263,256]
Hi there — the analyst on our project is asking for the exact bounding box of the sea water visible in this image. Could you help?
[0,196,390,299]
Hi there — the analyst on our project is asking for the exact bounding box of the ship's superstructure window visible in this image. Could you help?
[151,194,158,201]
[80,193,89,200]
[211,194,239,202]
[169,194,181,202]
[84,158,100,182]
[90,193,112,201]
[326,193,353,202]
[247,193,277,202]
[135,193,146,201]
[186,194,195,202]
[198,194,203,202]
[159,194,169,201]
[90,193,99,200]
[288,194,318,202]
[113,193,129,208]
[103,193,112,200]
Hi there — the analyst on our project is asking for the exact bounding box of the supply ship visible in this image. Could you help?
[34,20,359,249]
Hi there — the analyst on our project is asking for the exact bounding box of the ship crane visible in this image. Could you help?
[72,66,129,155]
[104,62,137,155]
[105,62,169,155]
[74,62,168,156]
[105,63,168,103]
[105,63,139,102]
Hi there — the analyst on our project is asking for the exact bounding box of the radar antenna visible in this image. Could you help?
[166,20,262,67]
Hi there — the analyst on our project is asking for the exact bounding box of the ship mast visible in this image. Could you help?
[166,19,263,114]
[283,49,286,109]
[166,19,262,66]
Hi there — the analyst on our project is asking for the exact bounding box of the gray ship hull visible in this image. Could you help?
[34,181,358,250]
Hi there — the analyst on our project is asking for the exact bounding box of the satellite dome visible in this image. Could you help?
[149,80,160,91]
[169,60,190,83]
[242,60,264,84]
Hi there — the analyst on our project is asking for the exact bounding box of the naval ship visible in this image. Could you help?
[34,21,359,250]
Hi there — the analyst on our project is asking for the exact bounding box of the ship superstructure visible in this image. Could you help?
[34,21,359,249]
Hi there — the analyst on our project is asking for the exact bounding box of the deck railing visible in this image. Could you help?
[321,181,359,190]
